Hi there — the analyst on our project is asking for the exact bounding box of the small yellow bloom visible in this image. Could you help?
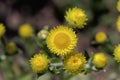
[19,24,33,38]
[6,42,17,54]
[30,54,49,73]
[46,25,77,56]
[95,32,107,43]
[116,16,120,32]
[113,44,120,62]
[117,0,120,12]
[63,52,86,75]
[65,7,88,28]
[93,53,107,68]
[0,23,6,37]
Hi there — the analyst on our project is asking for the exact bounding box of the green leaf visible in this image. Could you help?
[18,74,33,80]
[84,51,90,60]
[37,72,51,80]
[49,58,63,74]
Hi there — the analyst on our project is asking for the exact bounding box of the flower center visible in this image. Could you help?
[71,57,81,65]
[54,32,70,49]
[68,57,82,70]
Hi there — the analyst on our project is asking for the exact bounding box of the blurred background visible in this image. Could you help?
[0,0,120,80]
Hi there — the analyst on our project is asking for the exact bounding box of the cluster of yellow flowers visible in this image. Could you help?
[29,7,109,75]
[0,1,120,79]
[0,7,111,75]
[29,7,88,75]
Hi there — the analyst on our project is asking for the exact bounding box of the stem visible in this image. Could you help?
[60,70,64,80]
[0,57,16,80]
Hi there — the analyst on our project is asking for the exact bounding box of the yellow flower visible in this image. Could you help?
[65,7,88,28]
[113,44,120,62]
[6,42,17,54]
[117,0,120,12]
[0,23,6,37]
[19,24,33,38]
[95,32,107,43]
[63,52,86,75]
[30,54,49,73]
[116,16,120,32]
[93,53,107,68]
[46,25,77,56]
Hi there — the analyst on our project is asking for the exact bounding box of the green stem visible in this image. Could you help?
[0,57,16,80]
[60,71,64,80]
[7,57,17,80]
[0,37,6,51]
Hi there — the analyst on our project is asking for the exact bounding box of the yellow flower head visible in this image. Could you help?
[117,0,120,12]
[46,25,77,56]
[19,24,33,38]
[113,44,120,62]
[95,32,107,43]
[65,7,88,28]
[63,52,86,75]
[0,23,6,37]
[116,16,120,32]
[6,42,17,54]
[93,53,107,68]
[30,54,49,73]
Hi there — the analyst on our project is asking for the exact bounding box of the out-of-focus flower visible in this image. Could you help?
[95,32,107,43]
[65,7,88,28]
[6,42,17,55]
[117,0,120,12]
[116,16,120,32]
[0,23,6,37]
[46,25,77,56]
[113,44,120,62]
[92,53,107,68]
[30,54,49,73]
[19,24,33,38]
[63,52,86,75]
[37,29,48,39]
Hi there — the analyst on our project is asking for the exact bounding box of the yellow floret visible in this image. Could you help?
[65,7,88,28]
[46,25,77,56]
[95,32,107,43]
[117,0,120,12]
[116,16,120,32]
[19,24,33,38]
[0,23,6,37]
[63,52,86,75]
[113,44,120,62]
[30,54,49,73]
[6,42,17,54]
[93,53,107,68]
